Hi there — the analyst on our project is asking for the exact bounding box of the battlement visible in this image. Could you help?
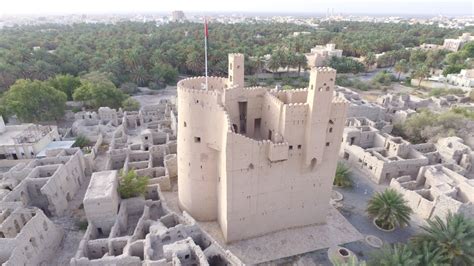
[228,53,244,58]
[177,76,228,91]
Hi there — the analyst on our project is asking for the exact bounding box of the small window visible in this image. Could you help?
[326,86,330,91]
[289,145,293,150]
[230,63,233,69]
[326,142,330,147]
[144,136,148,140]
[310,85,314,90]
[329,119,334,124]
[297,145,302,149]
[194,137,201,143]
[184,121,187,127]
[329,127,333,133]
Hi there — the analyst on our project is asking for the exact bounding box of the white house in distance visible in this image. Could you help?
[305,44,343,67]
[446,69,474,88]
[443,33,474,52]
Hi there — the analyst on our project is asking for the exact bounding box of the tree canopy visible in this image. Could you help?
[73,72,128,109]
[3,79,67,122]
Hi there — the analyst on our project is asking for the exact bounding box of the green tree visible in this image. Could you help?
[122,98,140,111]
[47,74,81,101]
[329,57,365,74]
[367,188,412,230]
[74,73,127,109]
[118,170,149,199]
[411,213,474,265]
[394,59,409,80]
[3,79,67,122]
[150,63,178,85]
[368,244,421,266]
[333,162,352,187]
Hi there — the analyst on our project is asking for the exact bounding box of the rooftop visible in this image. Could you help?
[84,170,118,200]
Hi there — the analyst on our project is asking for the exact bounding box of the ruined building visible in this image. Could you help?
[72,170,241,265]
[177,54,348,242]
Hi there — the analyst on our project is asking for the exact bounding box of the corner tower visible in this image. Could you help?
[304,67,336,166]
[227,53,244,88]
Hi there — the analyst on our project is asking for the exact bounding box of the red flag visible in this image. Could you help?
[204,19,208,38]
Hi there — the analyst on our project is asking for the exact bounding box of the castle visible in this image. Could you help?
[177,54,348,242]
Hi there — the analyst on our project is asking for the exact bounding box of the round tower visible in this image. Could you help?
[176,77,226,221]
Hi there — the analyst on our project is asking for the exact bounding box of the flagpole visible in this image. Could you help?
[204,18,209,90]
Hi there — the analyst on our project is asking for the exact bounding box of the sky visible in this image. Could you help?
[1,0,473,16]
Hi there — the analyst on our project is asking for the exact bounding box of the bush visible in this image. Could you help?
[428,88,465,97]
[75,219,88,231]
[335,75,354,87]
[118,170,149,199]
[120,82,139,95]
[122,98,140,111]
[73,135,90,149]
[148,81,166,90]
[372,71,395,86]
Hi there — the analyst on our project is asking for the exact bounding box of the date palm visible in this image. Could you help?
[367,188,412,230]
[368,244,420,266]
[411,212,474,266]
[333,162,352,187]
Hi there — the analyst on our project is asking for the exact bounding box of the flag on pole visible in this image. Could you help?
[204,18,209,90]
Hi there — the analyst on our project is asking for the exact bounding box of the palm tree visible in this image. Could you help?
[411,212,474,265]
[368,244,421,266]
[295,53,308,77]
[413,241,446,266]
[333,162,352,187]
[367,188,412,230]
[252,55,265,83]
[394,59,409,81]
[413,64,430,88]
[364,52,376,70]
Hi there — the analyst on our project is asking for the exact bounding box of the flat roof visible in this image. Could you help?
[36,140,75,158]
[85,170,118,200]
[0,124,32,146]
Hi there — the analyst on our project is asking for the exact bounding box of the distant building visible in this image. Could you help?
[443,33,474,52]
[0,116,60,160]
[446,69,474,88]
[305,44,343,67]
[418,43,442,51]
[171,11,186,22]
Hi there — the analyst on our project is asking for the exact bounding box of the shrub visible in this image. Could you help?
[120,82,139,95]
[73,135,90,149]
[122,98,140,111]
[148,81,166,90]
[367,188,412,230]
[118,170,149,199]
[75,219,88,231]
